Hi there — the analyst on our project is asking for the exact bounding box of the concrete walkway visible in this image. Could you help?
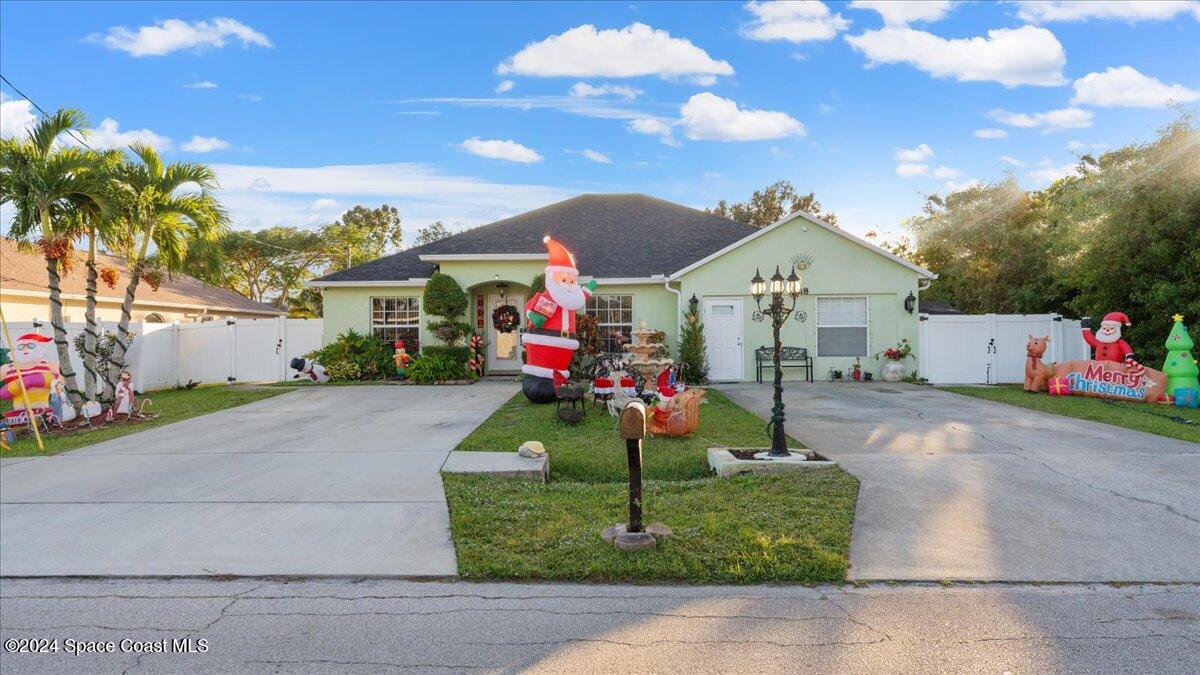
[2,578,1197,673]
[0,382,517,577]
[720,383,1200,582]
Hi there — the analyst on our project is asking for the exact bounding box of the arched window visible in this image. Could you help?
[143,313,167,323]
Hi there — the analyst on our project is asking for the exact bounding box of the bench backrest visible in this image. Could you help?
[755,346,809,362]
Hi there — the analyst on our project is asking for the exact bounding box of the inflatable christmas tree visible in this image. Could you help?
[1162,314,1199,397]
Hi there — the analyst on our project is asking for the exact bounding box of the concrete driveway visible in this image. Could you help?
[720,383,1200,582]
[0,382,517,577]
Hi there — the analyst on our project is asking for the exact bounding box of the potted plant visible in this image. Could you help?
[851,357,863,381]
[873,338,913,382]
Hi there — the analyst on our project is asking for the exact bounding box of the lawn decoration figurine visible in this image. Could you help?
[49,377,76,425]
[1045,311,1168,403]
[393,340,413,379]
[1162,314,1199,400]
[290,357,330,384]
[113,371,136,416]
[1,333,60,427]
[467,334,485,377]
[1023,335,1053,392]
[1082,312,1143,374]
[521,236,598,403]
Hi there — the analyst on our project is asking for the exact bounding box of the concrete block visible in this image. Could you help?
[442,451,547,482]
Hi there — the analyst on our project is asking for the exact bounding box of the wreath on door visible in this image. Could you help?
[492,305,520,333]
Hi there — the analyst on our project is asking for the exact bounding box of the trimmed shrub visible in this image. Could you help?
[678,296,709,384]
[307,329,393,381]
[427,319,473,345]
[530,273,545,294]
[407,353,469,384]
[422,345,470,365]
[423,272,468,320]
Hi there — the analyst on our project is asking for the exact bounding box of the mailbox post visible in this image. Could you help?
[619,400,647,533]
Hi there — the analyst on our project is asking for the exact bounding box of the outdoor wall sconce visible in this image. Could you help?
[904,291,917,314]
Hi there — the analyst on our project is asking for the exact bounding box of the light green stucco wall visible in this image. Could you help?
[319,218,923,381]
[676,216,923,381]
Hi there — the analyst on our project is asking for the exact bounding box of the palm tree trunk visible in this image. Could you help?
[105,226,151,399]
[40,207,85,408]
[82,230,99,401]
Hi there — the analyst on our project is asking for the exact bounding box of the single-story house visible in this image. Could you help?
[308,194,936,382]
[1,237,283,323]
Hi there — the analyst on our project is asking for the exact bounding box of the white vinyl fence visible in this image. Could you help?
[2,318,324,392]
[918,313,1091,384]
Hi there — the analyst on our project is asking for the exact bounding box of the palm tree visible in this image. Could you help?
[0,109,109,407]
[105,143,228,394]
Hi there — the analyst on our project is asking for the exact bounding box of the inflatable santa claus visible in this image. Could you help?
[520,236,598,403]
[1082,312,1136,365]
[0,333,60,426]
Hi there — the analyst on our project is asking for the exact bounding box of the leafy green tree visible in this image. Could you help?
[105,143,228,394]
[201,227,325,310]
[708,180,838,228]
[412,220,451,247]
[677,295,709,384]
[0,108,110,406]
[321,204,402,272]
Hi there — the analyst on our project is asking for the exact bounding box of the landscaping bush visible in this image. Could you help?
[427,318,473,345]
[424,273,468,318]
[530,272,545,294]
[307,329,393,381]
[407,353,470,384]
[422,344,470,365]
[678,295,709,384]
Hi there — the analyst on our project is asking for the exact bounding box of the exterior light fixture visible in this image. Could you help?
[750,260,813,457]
[904,291,917,314]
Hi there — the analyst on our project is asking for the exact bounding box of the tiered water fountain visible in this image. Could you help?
[623,321,673,386]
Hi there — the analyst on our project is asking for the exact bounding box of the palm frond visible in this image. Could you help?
[30,108,88,156]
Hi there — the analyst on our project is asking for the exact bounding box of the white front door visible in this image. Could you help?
[704,298,744,381]
[487,293,525,373]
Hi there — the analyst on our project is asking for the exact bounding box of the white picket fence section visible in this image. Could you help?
[2,318,324,391]
[918,313,1091,384]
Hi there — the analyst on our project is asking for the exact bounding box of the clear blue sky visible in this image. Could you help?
[2,1,1198,239]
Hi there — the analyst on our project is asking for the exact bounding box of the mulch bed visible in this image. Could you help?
[725,447,828,461]
[30,412,161,439]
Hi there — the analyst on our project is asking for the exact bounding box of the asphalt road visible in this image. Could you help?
[1,579,1197,673]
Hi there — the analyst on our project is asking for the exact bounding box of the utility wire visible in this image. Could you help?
[1,73,97,151]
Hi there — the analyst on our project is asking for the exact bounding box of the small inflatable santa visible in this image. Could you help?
[520,236,598,403]
[1082,312,1136,365]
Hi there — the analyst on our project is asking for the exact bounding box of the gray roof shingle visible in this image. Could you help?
[315,193,758,282]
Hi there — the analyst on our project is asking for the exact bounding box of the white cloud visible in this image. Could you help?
[497,23,733,81]
[1027,159,1079,184]
[627,117,680,146]
[999,155,1025,166]
[845,25,1066,87]
[239,94,263,102]
[974,128,1008,139]
[184,80,218,89]
[849,0,954,26]
[895,163,929,177]
[89,17,272,57]
[581,149,612,163]
[459,137,543,163]
[495,80,515,94]
[678,92,806,141]
[409,95,646,122]
[569,82,641,100]
[1066,140,1107,153]
[209,162,571,231]
[988,107,1093,132]
[1072,66,1200,108]
[1015,1,1200,23]
[63,118,173,151]
[0,97,36,140]
[307,198,338,211]
[741,1,851,43]
[894,143,934,162]
[180,135,231,152]
[933,165,961,178]
[818,103,835,114]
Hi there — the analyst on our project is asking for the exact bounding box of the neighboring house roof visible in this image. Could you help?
[0,238,283,316]
[919,300,963,315]
[313,193,760,283]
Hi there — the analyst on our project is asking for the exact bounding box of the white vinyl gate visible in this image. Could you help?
[918,313,1090,384]
[2,317,324,391]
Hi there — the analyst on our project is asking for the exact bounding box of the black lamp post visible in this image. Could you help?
[751,264,807,457]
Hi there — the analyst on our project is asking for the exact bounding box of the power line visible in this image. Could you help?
[1,73,97,151]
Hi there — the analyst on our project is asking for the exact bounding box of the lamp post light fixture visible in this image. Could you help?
[750,264,809,457]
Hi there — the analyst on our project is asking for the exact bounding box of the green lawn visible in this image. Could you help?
[456,389,804,482]
[445,388,860,583]
[943,384,1200,444]
[2,386,287,457]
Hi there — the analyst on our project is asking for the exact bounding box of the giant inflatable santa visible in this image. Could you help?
[520,236,598,403]
[1,333,60,426]
[1082,312,1136,365]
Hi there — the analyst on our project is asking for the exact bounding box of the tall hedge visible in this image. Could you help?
[423,272,468,319]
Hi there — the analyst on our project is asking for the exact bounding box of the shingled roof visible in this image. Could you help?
[314,194,758,282]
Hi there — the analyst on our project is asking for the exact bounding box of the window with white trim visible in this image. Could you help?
[371,297,420,350]
[816,297,868,357]
[586,294,633,353]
